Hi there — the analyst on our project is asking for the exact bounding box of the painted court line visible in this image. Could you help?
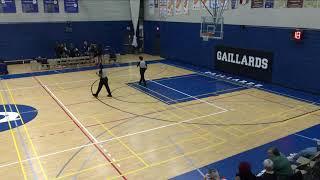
[168,136,205,178]
[0,67,244,172]
[155,74,199,82]
[0,92,28,180]
[2,92,38,179]
[135,83,233,138]
[150,80,228,111]
[0,85,40,92]
[0,110,227,170]
[135,83,230,136]
[132,81,243,105]
[34,77,127,180]
[294,133,319,142]
[0,62,168,93]
[165,86,245,103]
[128,83,168,103]
[65,93,228,179]
[0,68,136,92]
[5,82,48,180]
[94,117,149,167]
[165,62,320,105]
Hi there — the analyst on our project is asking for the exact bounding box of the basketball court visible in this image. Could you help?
[0,59,319,179]
[0,0,320,179]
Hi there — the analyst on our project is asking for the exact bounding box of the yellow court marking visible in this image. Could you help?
[54,83,67,93]
[223,101,314,136]
[5,82,48,180]
[54,158,134,180]
[57,137,226,180]
[137,94,222,151]
[179,123,225,146]
[226,97,297,129]
[0,91,28,180]
[93,117,150,167]
[109,140,226,180]
[136,82,233,142]
[55,134,212,179]
[239,103,316,138]
[153,84,241,138]
[170,95,228,144]
[108,102,317,179]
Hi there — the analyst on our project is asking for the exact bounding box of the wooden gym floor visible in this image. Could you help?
[0,61,319,180]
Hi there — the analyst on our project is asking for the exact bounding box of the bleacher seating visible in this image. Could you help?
[291,151,320,177]
[31,55,117,71]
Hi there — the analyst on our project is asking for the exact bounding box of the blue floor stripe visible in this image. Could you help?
[172,124,320,180]
[127,74,246,104]
[160,60,320,105]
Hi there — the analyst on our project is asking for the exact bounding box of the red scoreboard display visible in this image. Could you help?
[292,29,303,41]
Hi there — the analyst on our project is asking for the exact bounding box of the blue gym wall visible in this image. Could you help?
[143,20,320,94]
[0,0,132,60]
[0,21,131,60]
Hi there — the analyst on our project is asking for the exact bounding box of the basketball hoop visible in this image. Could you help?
[201,32,214,41]
[200,0,228,40]
[202,35,209,41]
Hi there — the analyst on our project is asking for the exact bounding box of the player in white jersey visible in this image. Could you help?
[137,56,147,86]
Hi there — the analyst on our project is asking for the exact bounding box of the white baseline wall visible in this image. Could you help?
[0,0,131,23]
[144,0,320,29]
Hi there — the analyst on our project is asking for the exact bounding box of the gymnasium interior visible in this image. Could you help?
[0,0,319,179]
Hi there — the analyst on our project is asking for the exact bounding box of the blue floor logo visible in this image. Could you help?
[0,105,37,132]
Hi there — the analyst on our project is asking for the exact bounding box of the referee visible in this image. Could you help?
[93,63,112,97]
[137,56,147,86]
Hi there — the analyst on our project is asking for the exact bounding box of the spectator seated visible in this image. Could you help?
[235,162,257,180]
[257,159,277,180]
[267,147,293,180]
[288,140,320,164]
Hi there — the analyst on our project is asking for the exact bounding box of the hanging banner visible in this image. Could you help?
[0,0,16,13]
[43,0,59,13]
[149,0,155,15]
[155,0,159,8]
[274,0,286,8]
[303,0,317,7]
[201,0,210,9]
[239,0,249,5]
[264,0,274,7]
[175,0,183,15]
[251,0,264,7]
[210,0,229,9]
[167,0,174,16]
[192,0,201,10]
[287,0,303,7]
[64,0,78,13]
[183,0,189,14]
[231,0,238,9]
[22,0,39,13]
[159,0,167,17]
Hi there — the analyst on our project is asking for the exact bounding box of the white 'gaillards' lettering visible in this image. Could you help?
[217,51,269,69]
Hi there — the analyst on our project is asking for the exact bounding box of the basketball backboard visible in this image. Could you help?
[200,0,229,40]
